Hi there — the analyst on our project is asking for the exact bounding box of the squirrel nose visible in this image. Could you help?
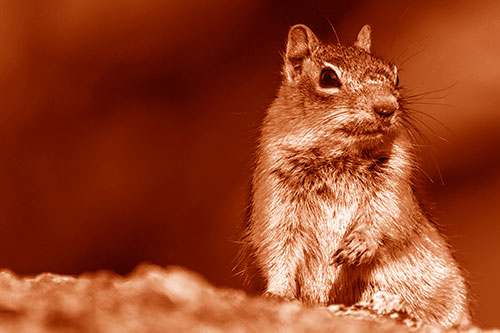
[372,97,398,117]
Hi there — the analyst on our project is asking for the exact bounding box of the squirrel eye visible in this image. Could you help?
[319,68,341,88]
[395,75,400,87]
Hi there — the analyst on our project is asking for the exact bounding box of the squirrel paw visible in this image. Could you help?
[263,291,297,302]
[330,232,377,266]
[369,291,404,314]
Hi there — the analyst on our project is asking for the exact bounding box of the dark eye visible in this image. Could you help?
[395,75,399,87]
[319,68,341,88]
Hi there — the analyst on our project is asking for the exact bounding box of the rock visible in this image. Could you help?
[0,264,494,332]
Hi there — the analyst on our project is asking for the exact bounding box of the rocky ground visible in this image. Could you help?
[0,264,495,333]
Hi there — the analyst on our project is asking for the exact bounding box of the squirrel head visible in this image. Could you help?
[271,24,402,153]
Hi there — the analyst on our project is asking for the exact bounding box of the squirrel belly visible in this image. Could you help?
[239,24,471,328]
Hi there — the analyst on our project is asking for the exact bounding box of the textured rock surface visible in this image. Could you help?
[0,264,494,332]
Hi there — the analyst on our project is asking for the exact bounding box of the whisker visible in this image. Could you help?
[325,16,340,45]
[404,114,446,186]
[315,5,341,44]
[428,148,445,186]
[403,116,435,148]
[389,6,410,55]
[394,35,430,64]
[401,125,435,184]
[408,109,456,138]
[406,112,451,143]
[400,81,458,99]
[398,45,428,67]
[405,101,453,108]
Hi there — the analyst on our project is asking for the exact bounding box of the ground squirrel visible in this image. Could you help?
[239,24,471,328]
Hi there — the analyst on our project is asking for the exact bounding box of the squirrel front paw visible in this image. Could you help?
[263,291,297,303]
[330,232,377,266]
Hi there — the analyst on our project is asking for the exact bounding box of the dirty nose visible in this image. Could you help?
[372,96,398,117]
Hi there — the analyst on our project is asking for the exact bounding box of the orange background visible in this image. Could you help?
[0,0,498,327]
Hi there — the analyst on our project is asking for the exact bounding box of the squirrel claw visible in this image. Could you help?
[330,233,376,266]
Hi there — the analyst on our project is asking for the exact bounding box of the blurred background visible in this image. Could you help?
[0,0,498,327]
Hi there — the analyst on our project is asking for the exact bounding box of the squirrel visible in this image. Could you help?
[238,24,471,328]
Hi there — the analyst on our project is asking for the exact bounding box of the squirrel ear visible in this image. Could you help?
[284,24,318,81]
[354,25,371,53]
